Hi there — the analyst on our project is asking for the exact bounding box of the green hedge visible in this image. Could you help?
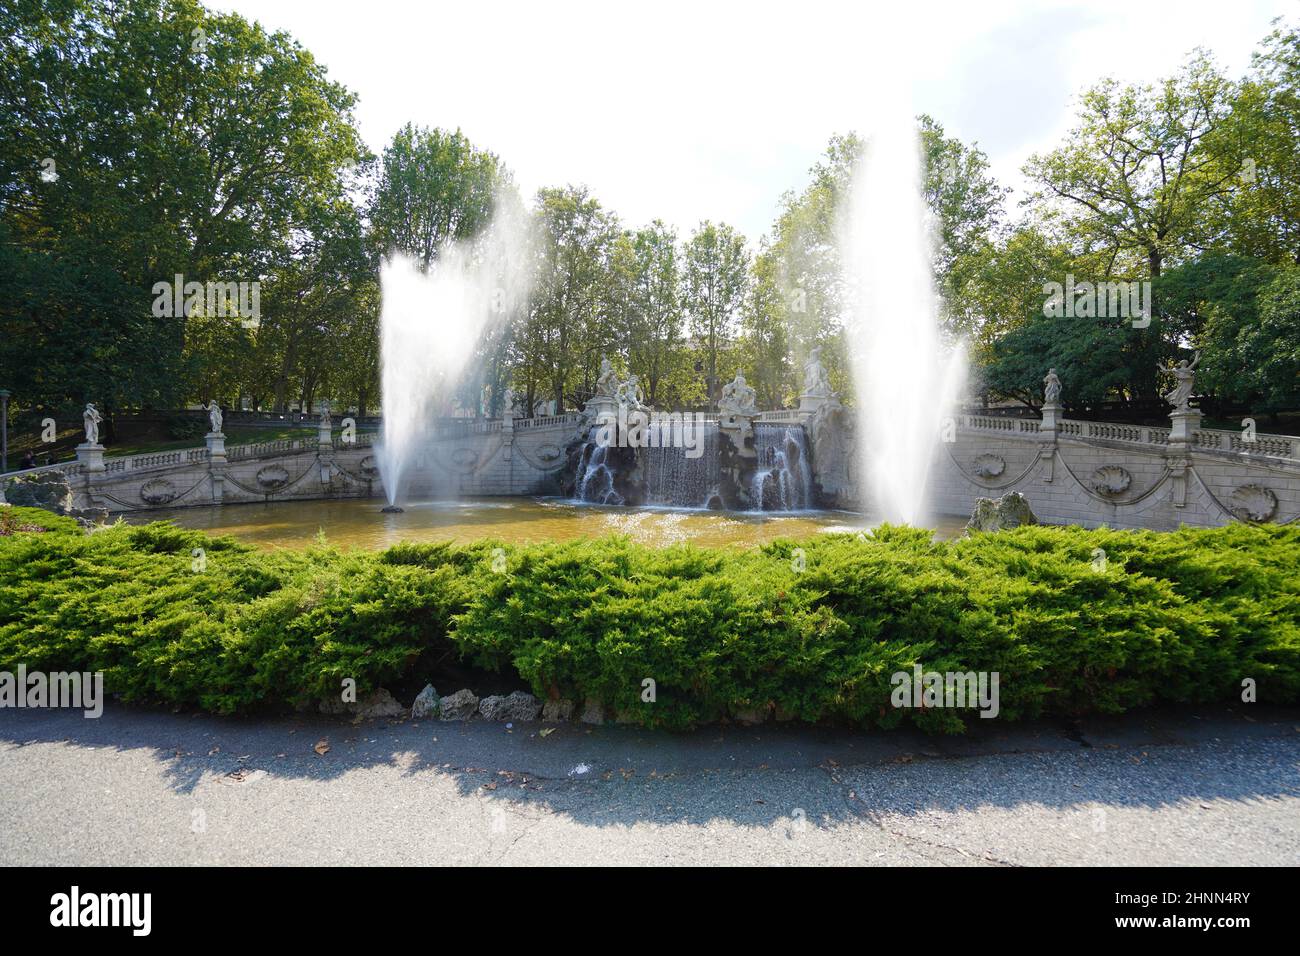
[1,505,1297,732]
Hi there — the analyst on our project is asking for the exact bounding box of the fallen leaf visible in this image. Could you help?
[313,738,330,756]
[539,727,555,737]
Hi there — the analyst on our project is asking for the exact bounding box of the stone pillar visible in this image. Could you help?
[1165,407,1201,510]
[1168,406,1202,446]
[317,419,333,449]
[797,392,835,420]
[1040,402,1063,437]
[205,432,227,462]
[75,442,105,473]
[501,402,515,464]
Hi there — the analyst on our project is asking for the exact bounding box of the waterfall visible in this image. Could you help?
[642,421,720,508]
[751,423,813,511]
[574,437,624,505]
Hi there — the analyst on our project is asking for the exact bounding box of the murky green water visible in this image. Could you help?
[129,496,967,550]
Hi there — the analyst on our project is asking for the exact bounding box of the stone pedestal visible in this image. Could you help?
[1168,407,1202,445]
[717,412,757,509]
[582,394,618,426]
[317,421,333,449]
[75,443,105,473]
[1040,402,1063,435]
[205,432,227,462]
[797,391,838,419]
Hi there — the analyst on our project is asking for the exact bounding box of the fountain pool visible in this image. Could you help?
[126,497,967,551]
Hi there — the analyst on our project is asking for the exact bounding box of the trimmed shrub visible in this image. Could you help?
[0,518,1296,731]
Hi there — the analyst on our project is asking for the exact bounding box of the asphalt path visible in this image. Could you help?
[1,704,1297,866]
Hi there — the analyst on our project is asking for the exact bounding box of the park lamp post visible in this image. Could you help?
[0,389,9,473]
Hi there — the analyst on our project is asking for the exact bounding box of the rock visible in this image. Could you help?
[732,706,768,726]
[318,695,351,715]
[354,688,404,719]
[3,471,74,511]
[410,684,439,719]
[479,691,541,722]
[319,687,404,719]
[579,698,605,725]
[439,688,480,721]
[542,698,575,722]
[3,472,107,529]
[966,492,1038,533]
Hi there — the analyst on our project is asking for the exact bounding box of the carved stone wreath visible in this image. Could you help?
[535,443,562,463]
[255,464,291,491]
[1090,464,1132,497]
[450,447,479,468]
[358,455,379,479]
[1230,483,1278,523]
[139,478,177,506]
[970,454,1006,480]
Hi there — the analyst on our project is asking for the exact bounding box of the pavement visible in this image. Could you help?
[1,703,1297,866]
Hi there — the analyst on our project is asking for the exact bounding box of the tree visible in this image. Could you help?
[523,186,617,412]
[920,115,1008,313]
[979,313,1160,410]
[741,247,794,408]
[0,0,368,416]
[1203,24,1300,266]
[682,221,749,403]
[1023,55,1236,279]
[1197,265,1300,415]
[622,221,682,407]
[368,124,507,269]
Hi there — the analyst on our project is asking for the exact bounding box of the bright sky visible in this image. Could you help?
[215,0,1292,242]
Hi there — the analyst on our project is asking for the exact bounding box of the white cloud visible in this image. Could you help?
[214,0,1292,241]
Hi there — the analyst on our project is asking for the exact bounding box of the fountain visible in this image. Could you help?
[838,97,967,526]
[376,206,530,509]
[751,424,812,511]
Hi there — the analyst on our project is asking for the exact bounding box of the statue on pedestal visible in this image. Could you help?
[615,374,648,412]
[594,357,618,399]
[1163,351,1200,411]
[318,399,332,429]
[1043,368,1062,406]
[207,400,223,435]
[502,387,516,420]
[719,371,758,418]
[802,347,833,398]
[82,403,102,445]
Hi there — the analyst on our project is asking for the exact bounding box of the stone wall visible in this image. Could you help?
[2,414,580,514]
[7,406,1297,532]
[809,411,1300,530]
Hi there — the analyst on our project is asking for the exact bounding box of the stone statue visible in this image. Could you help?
[207,400,223,434]
[318,399,332,428]
[1163,351,1200,411]
[1043,368,1062,405]
[802,346,832,398]
[594,357,618,399]
[502,387,516,419]
[719,371,758,417]
[615,373,647,411]
[82,403,102,445]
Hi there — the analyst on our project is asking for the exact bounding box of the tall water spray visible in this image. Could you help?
[838,102,967,527]
[377,210,529,507]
